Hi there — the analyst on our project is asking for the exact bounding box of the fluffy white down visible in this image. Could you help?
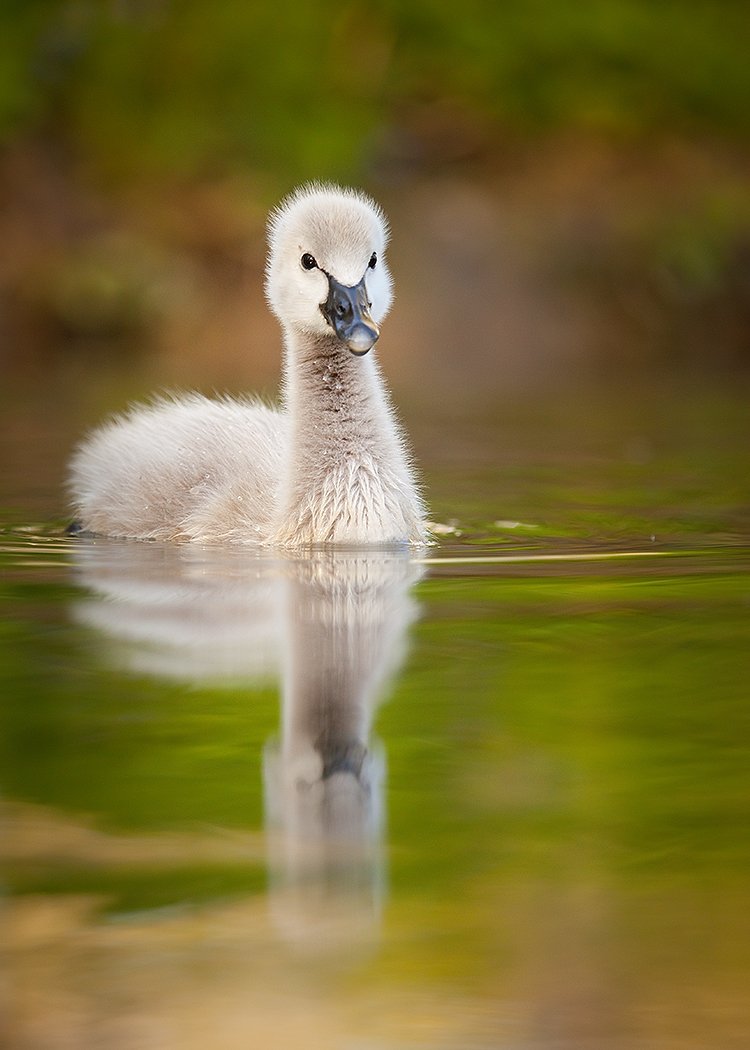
[68,184,426,546]
[70,394,286,543]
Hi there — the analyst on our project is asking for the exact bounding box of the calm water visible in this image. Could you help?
[1,381,749,1049]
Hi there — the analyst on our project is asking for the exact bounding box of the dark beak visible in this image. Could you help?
[320,273,379,355]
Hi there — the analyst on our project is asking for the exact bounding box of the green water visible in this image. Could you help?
[1,382,748,1049]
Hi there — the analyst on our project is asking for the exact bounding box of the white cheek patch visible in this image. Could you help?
[366,263,393,323]
[291,269,326,314]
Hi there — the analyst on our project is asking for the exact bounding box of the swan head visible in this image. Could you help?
[265,183,393,355]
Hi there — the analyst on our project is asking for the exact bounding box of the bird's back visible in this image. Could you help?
[69,394,287,542]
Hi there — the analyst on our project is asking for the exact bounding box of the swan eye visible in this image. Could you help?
[301,253,317,271]
[368,252,377,269]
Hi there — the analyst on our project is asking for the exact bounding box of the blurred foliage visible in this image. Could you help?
[1,1,749,184]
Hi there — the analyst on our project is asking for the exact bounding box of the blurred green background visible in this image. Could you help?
[1,0,749,412]
[2,11,748,1044]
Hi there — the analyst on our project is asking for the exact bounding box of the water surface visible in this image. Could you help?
[1,382,748,1049]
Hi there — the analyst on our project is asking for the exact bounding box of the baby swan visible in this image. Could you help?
[68,184,426,546]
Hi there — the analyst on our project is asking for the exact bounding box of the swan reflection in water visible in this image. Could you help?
[70,540,423,952]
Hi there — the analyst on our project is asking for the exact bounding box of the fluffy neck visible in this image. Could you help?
[272,328,424,546]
